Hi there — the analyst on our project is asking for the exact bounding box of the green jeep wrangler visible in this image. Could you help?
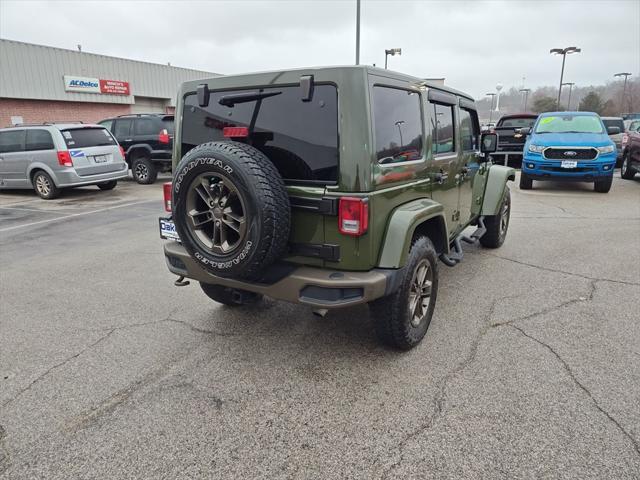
[160,66,514,350]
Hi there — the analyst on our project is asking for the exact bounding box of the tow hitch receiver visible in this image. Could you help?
[439,216,486,267]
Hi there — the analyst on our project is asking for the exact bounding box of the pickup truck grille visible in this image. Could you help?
[543,147,598,160]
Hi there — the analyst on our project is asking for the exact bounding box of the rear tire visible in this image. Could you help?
[480,188,510,249]
[519,172,533,190]
[32,171,61,199]
[594,176,613,193]
[132,156,157,184]
[369,236,438,350]
[200,282,262,306]
[97,180,117,190]
[621,153,635,179]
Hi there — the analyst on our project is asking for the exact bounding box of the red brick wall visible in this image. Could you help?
[0,98,132,127]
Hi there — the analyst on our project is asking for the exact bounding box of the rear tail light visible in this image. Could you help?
[158,129,170,144]
[119,146,126,158]
[57,151,73,167]
[163,182,172,212]
[223,126,249,138]
[338,197,368,236]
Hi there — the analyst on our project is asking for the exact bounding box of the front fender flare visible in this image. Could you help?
[378,198,447,268]
[480,164,516,216]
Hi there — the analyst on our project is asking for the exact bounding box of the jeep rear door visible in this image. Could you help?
[457,102,485,226]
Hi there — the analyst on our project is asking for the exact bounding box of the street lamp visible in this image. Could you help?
[550,46,581,110]
[395,120,405,146]
[385,48,401,69]
[614,72,632,113]
[495,83,503,112]
[486,93,497,124]
[355,0,361,65]
[519,88,531,111]
[561,82,575,110]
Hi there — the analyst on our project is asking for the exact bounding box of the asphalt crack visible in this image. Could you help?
[1,329,116,409]
[509,323,640,457]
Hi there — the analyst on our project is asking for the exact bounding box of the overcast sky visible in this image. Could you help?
[1,0,638,98]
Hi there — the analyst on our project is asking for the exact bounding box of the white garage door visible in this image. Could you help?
[131,96,167,114]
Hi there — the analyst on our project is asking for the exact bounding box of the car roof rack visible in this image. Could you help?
[13,121,84,126]
[116,113,163,117]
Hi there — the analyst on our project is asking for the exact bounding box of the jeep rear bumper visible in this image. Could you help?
[163,241,401,308]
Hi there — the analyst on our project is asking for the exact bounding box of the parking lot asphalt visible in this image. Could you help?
[1,173,639,479]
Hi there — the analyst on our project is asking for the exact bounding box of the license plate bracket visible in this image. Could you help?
[93,155,108,163]
[159,218,180,241]
[561,160,578,169]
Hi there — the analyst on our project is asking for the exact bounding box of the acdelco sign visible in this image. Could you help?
[63,75,130,95]
[64,75,101,93]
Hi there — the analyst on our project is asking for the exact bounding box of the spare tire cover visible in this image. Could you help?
[172,141,290,280]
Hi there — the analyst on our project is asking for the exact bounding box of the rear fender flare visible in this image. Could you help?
[481,164,516,216]
[378,198,448,268]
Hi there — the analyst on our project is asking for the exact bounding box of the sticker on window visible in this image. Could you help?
[62,131,73,139]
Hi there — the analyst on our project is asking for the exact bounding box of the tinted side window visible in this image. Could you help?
[373,86,423,164]
[135,118,158,135]
[25,129,54,151]
[459,108,479,151]
[430,103,455,155]
[0,130,25,153]
[114,119,132,138]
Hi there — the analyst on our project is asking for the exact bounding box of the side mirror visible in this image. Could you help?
[517,127,531,136]
[480,133,498,154]
[607,126,621,135]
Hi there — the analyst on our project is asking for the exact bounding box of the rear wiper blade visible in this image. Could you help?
[219,91,282,107]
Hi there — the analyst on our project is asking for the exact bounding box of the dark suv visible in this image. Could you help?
[98,113,174,184]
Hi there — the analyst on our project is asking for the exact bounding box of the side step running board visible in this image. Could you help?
[439,216,486,267]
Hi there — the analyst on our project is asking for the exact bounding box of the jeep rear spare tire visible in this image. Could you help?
[172,141,290,280]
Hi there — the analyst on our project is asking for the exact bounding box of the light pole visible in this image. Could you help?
[355,0,360,65]
[562,82,575,110]
[519,88,531,111]
[614,72,632,113]
[385,48,401,69]
[550,46,581,110]
[395,120,405,146]
[495,83,503,112]
[486,93,497,124]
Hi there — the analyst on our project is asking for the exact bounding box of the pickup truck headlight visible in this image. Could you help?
[528,144,545,153]
[597,145,615,154]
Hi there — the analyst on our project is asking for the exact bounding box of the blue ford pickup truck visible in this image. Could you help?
[520,112,617,193]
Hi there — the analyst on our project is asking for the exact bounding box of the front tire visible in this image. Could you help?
[132,157,157,184]
[480,188,510,248]
[200,283,262,306]
[97,180,117,190]
[32,171,61,199]
[519,172,533,190]
[369,236,439,350]
[594,175,613,193]
[621,153,636,179]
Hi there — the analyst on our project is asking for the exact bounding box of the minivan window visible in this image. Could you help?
[61,128,117,148]
[25,129,54,151]
[430,103,455,155]
[459,108,479,151]
[182,84,339,183]
[373,86,423,164]
[0,130,25,153]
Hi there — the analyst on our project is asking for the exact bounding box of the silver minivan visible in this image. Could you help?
[0,123,129,199]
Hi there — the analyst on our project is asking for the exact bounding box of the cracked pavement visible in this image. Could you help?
[1,174,639,479]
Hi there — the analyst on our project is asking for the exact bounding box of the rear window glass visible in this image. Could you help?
[182,84,339,183]
[26,129,54,151]
[499,117,537,128]
[602,119,625,132]
[162,117,174,134]
[61,128,117,148]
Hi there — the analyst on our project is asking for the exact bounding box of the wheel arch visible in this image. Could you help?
[27,163,59,187]
[127,145,152,163]
[377,198,449,268]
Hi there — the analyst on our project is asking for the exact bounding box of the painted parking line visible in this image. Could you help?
[0,206,68,213]
[0,199,156,233]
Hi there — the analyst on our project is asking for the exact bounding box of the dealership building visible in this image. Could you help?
[0,39,219,127]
